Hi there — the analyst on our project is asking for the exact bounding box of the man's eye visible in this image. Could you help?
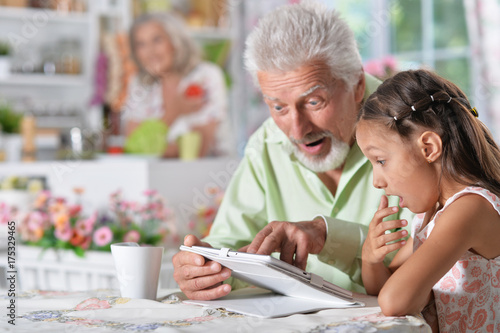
[274,105,284,112]
[376,160,386,166]
[309,100,319,106]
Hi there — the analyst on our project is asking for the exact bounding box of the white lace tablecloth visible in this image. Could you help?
[1,288,431,333]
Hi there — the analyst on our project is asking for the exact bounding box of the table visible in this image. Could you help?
[1,288,431,333]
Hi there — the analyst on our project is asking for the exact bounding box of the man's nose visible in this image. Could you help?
[289,109,312,141]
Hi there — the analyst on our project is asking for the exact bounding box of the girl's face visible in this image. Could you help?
[133,21,174,76]
[356,120,440,213]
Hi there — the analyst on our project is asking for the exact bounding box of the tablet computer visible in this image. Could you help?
[180,245,362,306]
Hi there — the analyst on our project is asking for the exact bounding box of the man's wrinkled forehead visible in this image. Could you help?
[263,84,326,102]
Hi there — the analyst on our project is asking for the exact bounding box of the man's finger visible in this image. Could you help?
[246,226,273,253]
[187,283,232,301]
[293,244,309,270]
[254,230,283,255]
[280,241,296,265]
[173,251,205,267]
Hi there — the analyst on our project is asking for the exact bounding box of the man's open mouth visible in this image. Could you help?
[305,138,324,147]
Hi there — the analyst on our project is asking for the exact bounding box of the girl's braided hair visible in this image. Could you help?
[359,69,500,196]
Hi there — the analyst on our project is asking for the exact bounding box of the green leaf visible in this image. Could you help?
[73,247,85,257]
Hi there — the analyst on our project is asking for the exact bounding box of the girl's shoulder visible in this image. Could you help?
[435,187,500,254]
[443,186,500,215]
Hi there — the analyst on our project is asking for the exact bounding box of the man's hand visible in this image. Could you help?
[239,219,327,270]
[172,235,232,300]
[362,195,408,265]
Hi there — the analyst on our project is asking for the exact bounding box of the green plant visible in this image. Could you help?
[0,42,10,56]
[0,103,22,134]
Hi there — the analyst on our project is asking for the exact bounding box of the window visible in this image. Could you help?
[329,0,472,97]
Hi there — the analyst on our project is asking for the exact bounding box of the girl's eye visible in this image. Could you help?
[376,160,386,166]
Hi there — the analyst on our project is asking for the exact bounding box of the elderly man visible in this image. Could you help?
[173,1,413,300]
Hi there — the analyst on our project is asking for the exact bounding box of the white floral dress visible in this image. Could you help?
[412,186,500,333]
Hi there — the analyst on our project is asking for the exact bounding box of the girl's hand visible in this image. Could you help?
[362,195,408,265]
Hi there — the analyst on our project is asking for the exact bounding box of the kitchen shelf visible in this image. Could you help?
[0,6,89,24]
[0,74,86,86]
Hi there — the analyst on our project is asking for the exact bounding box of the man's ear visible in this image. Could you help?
[354,72,365,104]
[418,131,442,163]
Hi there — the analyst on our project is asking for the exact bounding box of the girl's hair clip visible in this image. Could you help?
[471,107,479,118]
[447,96,452,103]
[393,116,398,121]
[411,105,416,111]
[430,95,434,102]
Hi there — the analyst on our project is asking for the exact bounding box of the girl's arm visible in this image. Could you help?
[378,194,499,316]
[361,195,411,295]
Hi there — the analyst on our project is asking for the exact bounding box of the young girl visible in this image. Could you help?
[356,69,500,332]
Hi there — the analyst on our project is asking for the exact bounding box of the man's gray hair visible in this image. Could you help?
[130,12,201,84]
[244,1,363,90]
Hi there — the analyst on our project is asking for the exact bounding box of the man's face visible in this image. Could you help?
[257,64,364,172]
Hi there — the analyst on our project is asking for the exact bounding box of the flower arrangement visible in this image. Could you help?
[17,189,176,257]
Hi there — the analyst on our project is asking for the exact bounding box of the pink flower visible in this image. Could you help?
[33,191,51,209]
[75,214,96,236]
[364,59,386,78]
[75,298,111,311]
[55,224,72,242]
[383,55,398,71]
[0,203,16,224]
[93,226,113,246]
[123,230,141,243]
[143,189,158,197]
[68,204,82,218]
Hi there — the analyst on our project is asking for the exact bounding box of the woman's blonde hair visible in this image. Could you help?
[129,12,202,84]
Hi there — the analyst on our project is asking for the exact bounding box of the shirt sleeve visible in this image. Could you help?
[316,205,413,278]
[316,216,365,273]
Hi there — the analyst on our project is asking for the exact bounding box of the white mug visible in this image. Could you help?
[110,242,164,300]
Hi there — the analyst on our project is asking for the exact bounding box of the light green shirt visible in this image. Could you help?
[203,74,414,293]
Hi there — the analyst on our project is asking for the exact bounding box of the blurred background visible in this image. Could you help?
[0,0,498,162]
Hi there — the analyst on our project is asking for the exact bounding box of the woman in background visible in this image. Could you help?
[122,12,231,158]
